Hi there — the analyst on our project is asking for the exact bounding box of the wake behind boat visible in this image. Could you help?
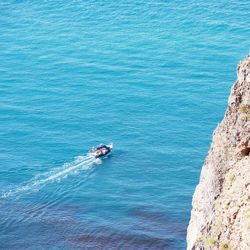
[89,143,113,158]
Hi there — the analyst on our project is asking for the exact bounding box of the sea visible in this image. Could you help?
[0,0,249,249]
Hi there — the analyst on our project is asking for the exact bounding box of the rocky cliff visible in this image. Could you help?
[187,54,250,250]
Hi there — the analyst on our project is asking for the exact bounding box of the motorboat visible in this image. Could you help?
[89,143,113,158]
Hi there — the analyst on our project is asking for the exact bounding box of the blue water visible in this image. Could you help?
[0,0,249,249]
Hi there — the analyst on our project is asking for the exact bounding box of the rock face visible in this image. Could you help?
[187,54,250,250]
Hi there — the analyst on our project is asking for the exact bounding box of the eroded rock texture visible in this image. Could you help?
[187,54,250,250]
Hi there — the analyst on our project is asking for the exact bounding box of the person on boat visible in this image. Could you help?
[91,147,95,152]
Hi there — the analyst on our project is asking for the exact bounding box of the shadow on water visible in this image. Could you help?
[0,199,186,249]
[67,231,171,249]
[128,206,187,236]
[67,206,186,249]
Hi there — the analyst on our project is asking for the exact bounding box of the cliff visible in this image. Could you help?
[187,54,250,250]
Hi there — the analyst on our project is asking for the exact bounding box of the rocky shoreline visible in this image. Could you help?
[187,54,250,249]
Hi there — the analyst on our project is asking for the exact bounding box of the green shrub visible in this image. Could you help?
[206,237,216,247]
[215,220,222,227]
[239,104,250,113]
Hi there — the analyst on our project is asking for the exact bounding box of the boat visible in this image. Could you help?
[89,143,113,158]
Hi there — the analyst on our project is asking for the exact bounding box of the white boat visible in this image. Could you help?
[89,143,113,158]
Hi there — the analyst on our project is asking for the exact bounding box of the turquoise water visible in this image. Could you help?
[0,0,249,249]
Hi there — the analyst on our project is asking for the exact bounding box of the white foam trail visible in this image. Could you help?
[1,154,98,199]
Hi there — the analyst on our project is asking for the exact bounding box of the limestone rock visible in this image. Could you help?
[187,54,250,250]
